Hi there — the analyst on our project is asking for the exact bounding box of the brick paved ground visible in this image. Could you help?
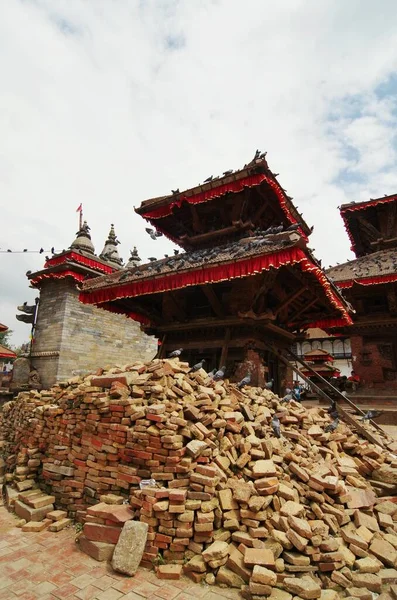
[0,502,241,600]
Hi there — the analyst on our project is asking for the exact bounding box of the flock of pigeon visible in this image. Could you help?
[326,248,397,282]
[117,224,298,286]
[165,149,269,197]
[169,349,383,441]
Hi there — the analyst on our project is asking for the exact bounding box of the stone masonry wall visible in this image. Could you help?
[351,334,397,392]
[31,279,157,388]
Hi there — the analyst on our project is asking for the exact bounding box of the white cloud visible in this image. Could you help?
[2,0,397,344]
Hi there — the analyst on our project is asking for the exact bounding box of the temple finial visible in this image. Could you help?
[100,224,123,268]
[126,246,141,268]
[69,220,95,255]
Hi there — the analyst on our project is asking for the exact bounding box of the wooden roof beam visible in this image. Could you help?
[179,220,253,246]
[288,298,318,323]
[201,285,225,318]
[168,292,187,320]
[357,215,382,241]
[190,205,203,233]
[152,315,271,333]
[275,287,308,316]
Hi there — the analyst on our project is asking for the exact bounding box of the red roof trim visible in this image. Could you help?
[30,270,86,287]
[79,248,351,328]
[341,194,397,215]
[45,251,114,274]
[0,344,16,358]
[98,302,151,326]
[141,173,307,242]
[340,195,397,256]
[337,273,397,289]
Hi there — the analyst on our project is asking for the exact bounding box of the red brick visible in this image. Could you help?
[83,523,122,544]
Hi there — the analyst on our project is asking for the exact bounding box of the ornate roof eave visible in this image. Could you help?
[136,159,311,238]
[44,250,116,273]
[28,261,105,289]
[340,193,397,257]
[79,236,353,331]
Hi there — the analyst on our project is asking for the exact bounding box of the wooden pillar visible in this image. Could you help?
[158,335,167,359]
[218,329,231,369]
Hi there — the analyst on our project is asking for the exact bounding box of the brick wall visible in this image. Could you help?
[351,334,397,391]
[31,279,157,388]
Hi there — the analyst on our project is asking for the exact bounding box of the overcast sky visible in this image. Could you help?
[2,0,397,346]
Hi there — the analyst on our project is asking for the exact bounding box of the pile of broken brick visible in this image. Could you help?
[1,357,397,599]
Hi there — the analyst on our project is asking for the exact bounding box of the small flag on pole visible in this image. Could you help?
[76,203,83,213]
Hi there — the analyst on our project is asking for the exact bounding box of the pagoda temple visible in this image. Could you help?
[326,193,397,390]
[300,348,340,384]
[80,154,352,390]
[25,222,156,388]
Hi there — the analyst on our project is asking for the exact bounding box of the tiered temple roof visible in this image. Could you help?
[326,247,397,290]
[135,156,312,249]
[341,193,397,258]
[28,221,125,289]
[80,156,352,342]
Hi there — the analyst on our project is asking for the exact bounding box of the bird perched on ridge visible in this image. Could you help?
[286,223,300,232]
[272,415,281,438]
[204,176,213,183]
[169,348,183,358]
[171,189,179,194]
[190,359,206,372]
[214,365,226,381]
[237,373,251,389]
[325,418,339,433]
[272,225,284,234]
[360,410,383,422]
[264,379,274,390]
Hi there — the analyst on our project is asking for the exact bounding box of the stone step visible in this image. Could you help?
[14,499,54,522]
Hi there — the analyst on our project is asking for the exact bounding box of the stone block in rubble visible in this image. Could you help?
[202,541,229,562]
[369,537,397,567]
[100,494,124,505]
[251,565,277,586]
[25,494,56,509]
[244,548,275,569]
[22,519,51,532]
[252,459,277,478]
[49,518,71,532]
[42,464,74,477]
[47,510,68,521]
[280,501,305,517]
[283,575,322,599]
[14,500,54,522]
[380,568,397,583]
[351,572,382,593]
[83,523,122,544]
[186,440,207,458]
[216,566,245,588]
[87,503,133,524]
[15,479,35,492]
[79,535,115,562]
[375,500,397,516]
[157,564,182,580]
[111,520,148,576]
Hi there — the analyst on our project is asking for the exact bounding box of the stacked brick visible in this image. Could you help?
[1,358,397,597]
